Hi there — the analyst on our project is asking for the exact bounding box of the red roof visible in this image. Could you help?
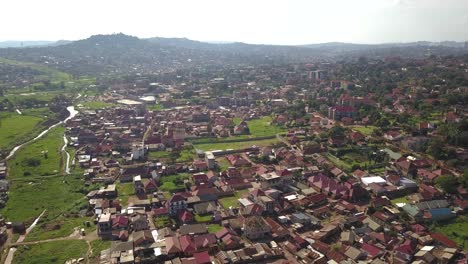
[193,251,211,264]
[361,243,382,257]
[430,233,458,248]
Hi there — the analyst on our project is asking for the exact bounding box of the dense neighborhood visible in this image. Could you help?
[0,34,467,264]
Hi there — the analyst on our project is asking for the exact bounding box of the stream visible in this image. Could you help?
[5,106,78,161]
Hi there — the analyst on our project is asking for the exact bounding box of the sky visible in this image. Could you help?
[1,0,468,45]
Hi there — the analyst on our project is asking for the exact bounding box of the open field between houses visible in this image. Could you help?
[0,112,45,151]
[13,240,88,264]
[6,126,65,179]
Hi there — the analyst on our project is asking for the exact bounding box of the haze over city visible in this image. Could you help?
[1,0,468,44]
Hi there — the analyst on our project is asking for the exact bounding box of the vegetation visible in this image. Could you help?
[79,101,114,110]
[117,182,134,206]
[194,138,279,152]
[25,214,94,242]
[2,175,87,222]
[0,113,45,150]
[7,126,65,179]
[13,240,88,264]
[195,214,212,223]
[90,239,112,258]
[207,224,223,233]
[247,116,287,137]
[159,173,190,192]
[432,216,468,250]
[435,175,460,194]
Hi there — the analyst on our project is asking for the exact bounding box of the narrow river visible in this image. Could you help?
[5,106,78,161]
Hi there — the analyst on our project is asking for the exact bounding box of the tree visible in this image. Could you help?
[435,175,459,194]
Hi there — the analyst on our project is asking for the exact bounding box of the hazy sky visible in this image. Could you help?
[1,0,468,44]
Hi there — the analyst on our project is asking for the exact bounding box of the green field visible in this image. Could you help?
[7,126,65,179]
[194,138,279,152]
[195,214,212,223]
[390,196,409,206]
[2,175,87,222]
[159,173,190,192]
[207,224,223,233]
[247,116,287,137]
[13,240,88,264]
[218,189,249,209]
[147,150,171,160]
[432,216,468,250]
[0,112,45,151]
[176,147,197,163]
[79,101,115,110]
[0,57,71,83]
[25,214,94,242]
[90,239,111,258]
[352,126,378,136]
[117,182,135,206]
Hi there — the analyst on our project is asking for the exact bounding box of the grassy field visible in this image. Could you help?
[159,173,190,192]
[194,138,279,152]
[0,57,71,83]
[117,182,135,206]
[195,214,212,223]
[147,150,171,160]
[90,239,111,258]
[13,240,88,264]
[207,224,223,233]
[7,126,65,179]
[432,216,468,250]
[0,112,45,151]
[25,214,94,242]
[2,175,87,222]
[390,196,409,206]
[176,147,197,163]
[218,189,249,209]
[352,126,378,136]
[79,101,115,110]
[326,153,352,171]
[154,215,173,228]
[247,116,287,137]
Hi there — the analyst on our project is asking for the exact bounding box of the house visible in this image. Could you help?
[395,160,417,178]
[131,214,149,231]
[179,235,196,256]
[165,236,182,256]
[98,213,112,237]
[384,130,403,141]
[226,155,250,167]
[167,193,188,216]
[178,210,194,224]
[243,216,271,240]
[193,201,217,215]
[419,183,442,200]
[344,246,365,261]
[328,106,356,120]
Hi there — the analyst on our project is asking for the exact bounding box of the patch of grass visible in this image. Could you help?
[13,240,88,264]
[0,57,71,82]
[195,214,212,223]
[148,150,171,160]
[159,173,190,192]
[217,158,231,171]
[176,147,196,163]
[326,153,352,171]
[390,196,409,206]
[194,138,279,152]
[247,116,287,137]
[79,101,114,110]
[2,175,86,222]
[7,126,65,179]
[147,103,164,111]
[432,216,468,250]
[117,182,134,206]
[219,196,239,209]
[352,126,377,136]
[154,215,173,228]
[0,112,45,151]
[25,215,94,242]
[207,224,223,233]
[90,239,111,258]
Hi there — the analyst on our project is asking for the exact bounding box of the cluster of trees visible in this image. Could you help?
[435,170,468,194]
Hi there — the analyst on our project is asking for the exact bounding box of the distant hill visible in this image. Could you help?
[0,40,72,48]
[0,34,466,76]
